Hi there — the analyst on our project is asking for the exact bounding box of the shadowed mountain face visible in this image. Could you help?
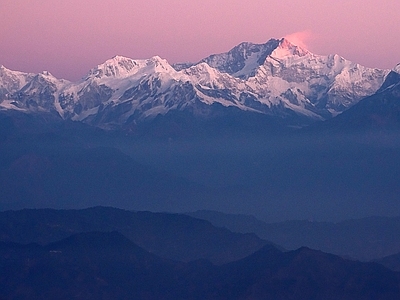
[1,230,399,300]
[0,207,268,265]
[309,70,400,132]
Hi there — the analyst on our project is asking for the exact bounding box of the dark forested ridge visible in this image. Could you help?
[187,210,400,261]
[1,208,400,299]
[0,207,268,264]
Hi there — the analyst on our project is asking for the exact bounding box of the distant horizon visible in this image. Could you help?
[1,0,399,81]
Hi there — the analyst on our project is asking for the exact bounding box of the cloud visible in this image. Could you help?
[284,30,313,50]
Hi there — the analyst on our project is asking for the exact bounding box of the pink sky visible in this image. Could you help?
[1,0,399,81]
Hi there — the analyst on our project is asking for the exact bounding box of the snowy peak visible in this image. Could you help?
[394,63,400,74]
[197,39,280,78]
[146,56,176,74]
[38,70,70,85]
[270,38,310,59]
[23,70,68,89]
[85,55,175,80]
[376,64,400,93]
[86,55,147,79]
[40,70,53,77]
[194,38,309,79]
[0,65,35,98]
[182,62,227,88]
[0,65,31,80]
[0,37,390,129]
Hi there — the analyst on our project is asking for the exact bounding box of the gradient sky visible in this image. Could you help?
[1,0,399,81]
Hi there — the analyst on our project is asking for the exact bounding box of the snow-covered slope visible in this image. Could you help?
[394,63,400,74]
[0,38,390,128]
[0,66,36,109]
[318,64,400,131]
[253,39,388,116]
[198,39,280,79]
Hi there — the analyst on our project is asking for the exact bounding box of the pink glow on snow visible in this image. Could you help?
[0,0,399,81]
[284,31,313,51]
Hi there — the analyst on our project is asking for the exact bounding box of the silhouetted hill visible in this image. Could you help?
[376,252,400,272]
[1,233,399,300]
[0,207,268,264]
[215,246,400,300]
[188,210,400,261]
[187,210,267,233]
[0,231,181,300]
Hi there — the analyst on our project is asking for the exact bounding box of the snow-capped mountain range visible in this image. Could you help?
[0,38,391,129]
[316,63,400,131]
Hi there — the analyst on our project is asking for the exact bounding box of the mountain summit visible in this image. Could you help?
[0,38,389,129]
[393,63,400,74]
